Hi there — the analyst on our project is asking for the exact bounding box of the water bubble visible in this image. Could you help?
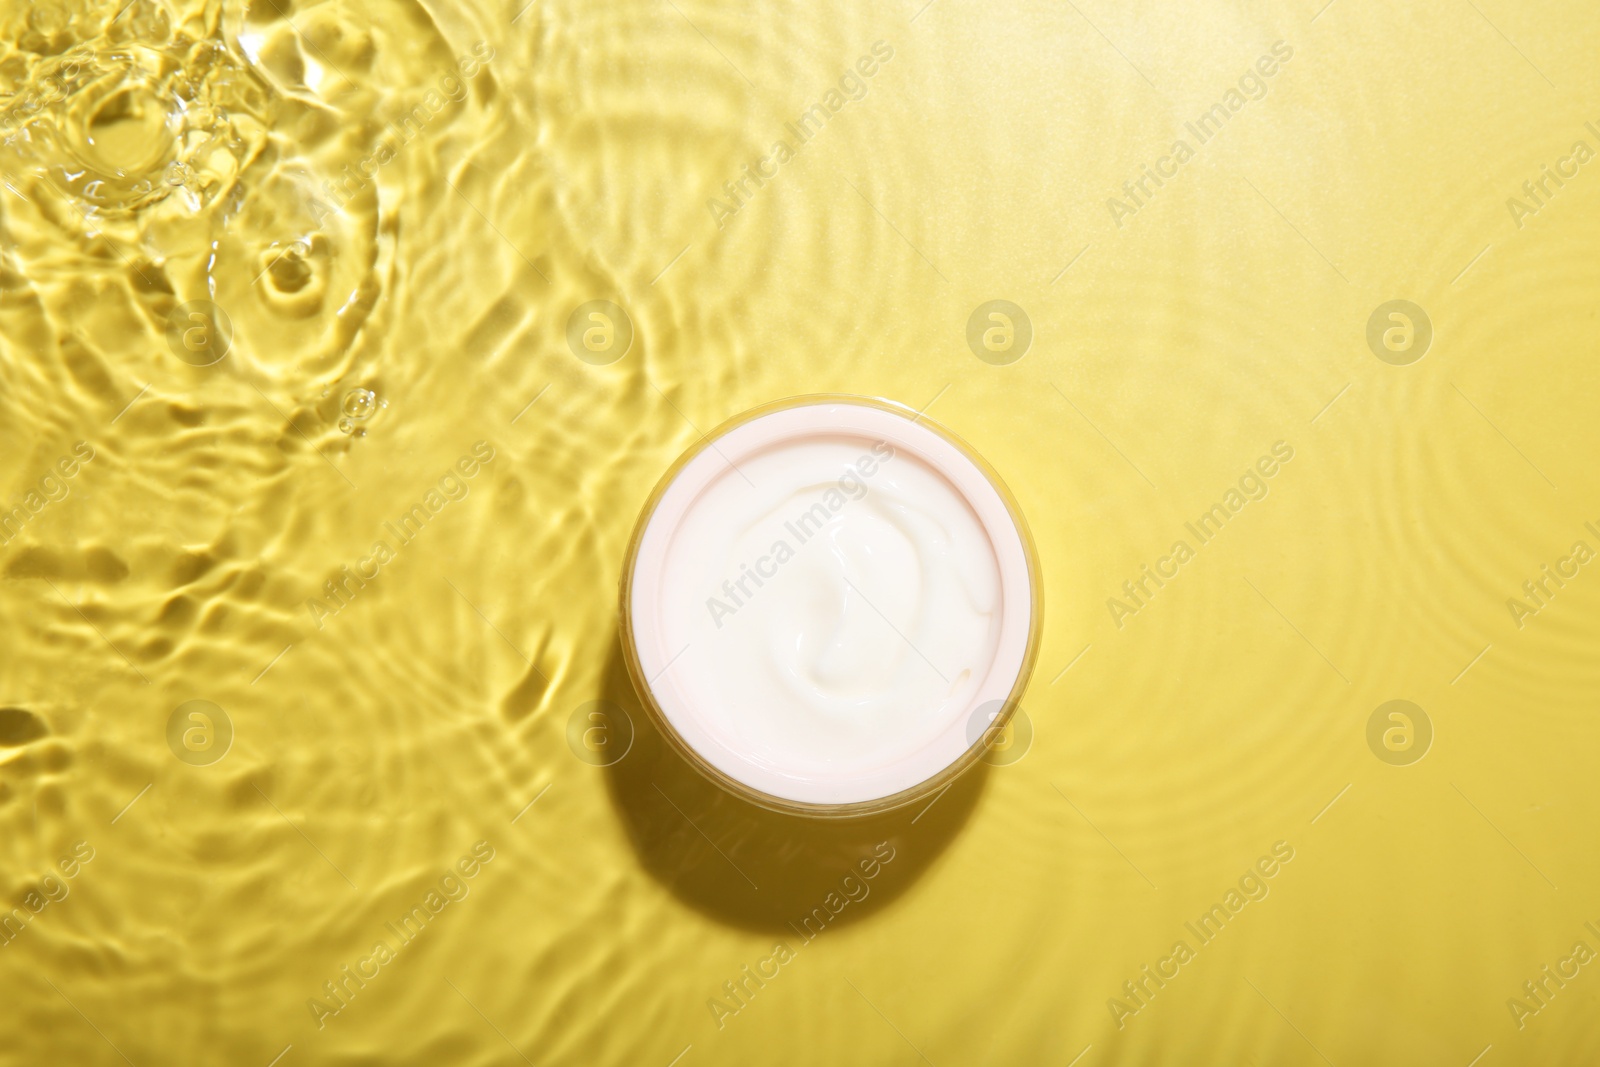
[342,388,377,419]
[336,389,378,435]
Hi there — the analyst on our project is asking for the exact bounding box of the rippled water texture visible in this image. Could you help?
[2,0,1599,1064]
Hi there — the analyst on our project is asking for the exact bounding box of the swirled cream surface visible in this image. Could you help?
[628,401,1036,807]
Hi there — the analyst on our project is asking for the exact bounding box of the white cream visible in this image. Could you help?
[626,399,1037,809]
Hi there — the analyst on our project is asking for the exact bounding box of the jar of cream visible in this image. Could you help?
[620,395,1041,817]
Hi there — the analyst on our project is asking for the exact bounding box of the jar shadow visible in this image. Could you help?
[597,636,986,936]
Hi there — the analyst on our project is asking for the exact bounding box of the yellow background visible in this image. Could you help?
[1,0,1598,1064]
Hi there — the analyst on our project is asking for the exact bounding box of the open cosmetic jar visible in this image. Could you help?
[620,395,1041,817]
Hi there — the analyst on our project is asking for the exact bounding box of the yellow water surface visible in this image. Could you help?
[2,0,1599,1064]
